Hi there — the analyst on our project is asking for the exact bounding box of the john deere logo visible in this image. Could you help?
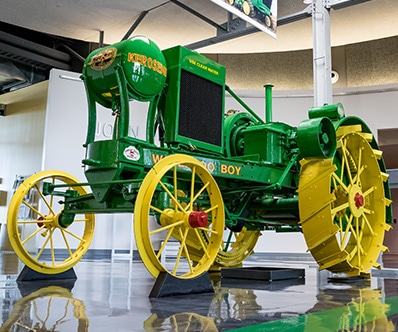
[90,47,117,70]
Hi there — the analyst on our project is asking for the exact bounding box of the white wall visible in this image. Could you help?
[0,82,48,224]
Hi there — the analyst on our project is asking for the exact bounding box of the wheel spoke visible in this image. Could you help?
[21,226,46,245]
[204,203,219,214]
[73,217,92,222]
[50,230,55,266]
[180,229,194,273]
[338,216,344,249]
[156,229,174,260]
[331,202,349,219]
[186,181,210,212]
[60,228,73,257]
[149,219,185,235]
[194,228,210,258]
[17,219,51,225]
[62,227,86,243]
[172,227,190,275]
[341,214,353,247]
[362,186,375,198]
[362,213,375,236]
[21,200,46,219]
[197,226,219,235]
[189,166,196,209]
[341,141,354,184]
[173,166,178,212]
[158,180,185,212]
[36,228,54,261]
[35,183,56,216]
[331,173,349,193]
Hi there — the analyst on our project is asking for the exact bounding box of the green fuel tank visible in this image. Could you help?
[83,36,167,108]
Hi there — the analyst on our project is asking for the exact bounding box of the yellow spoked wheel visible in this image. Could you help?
[7,171,95,274]
[1,286,88,332]
[298,128,391,276]
[213,227,260,268]
[134,154,225,279]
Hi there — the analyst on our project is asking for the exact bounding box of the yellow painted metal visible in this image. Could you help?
[134,154,225,279]
[1,285,89,331]
[7,170,95,274]
[298,130,391,276]
[213,227,261,269]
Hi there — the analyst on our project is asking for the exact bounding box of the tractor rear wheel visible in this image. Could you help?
[298,127,391,276]
[7,171,95,274]
[134,154,225,279]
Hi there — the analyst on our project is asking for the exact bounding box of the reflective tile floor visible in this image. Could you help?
[1,252,398,331]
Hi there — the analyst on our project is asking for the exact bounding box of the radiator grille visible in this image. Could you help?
[178,70,223,147]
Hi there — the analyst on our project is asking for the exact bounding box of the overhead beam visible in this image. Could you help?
[0,41,70,70]
[0,31,71,63]
[121,11,149,41]
[185,7,312,50]
[330,0,372,10]
[170,0,227,31]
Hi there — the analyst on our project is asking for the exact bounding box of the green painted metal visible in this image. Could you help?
[296,117,336,159]
[44,36,391,257]
[60,39,346,231]
[264,84,273,123]
[83,36,167,107]
[309,102,345,120]
[251,0,272,16]
[160,45,226,155]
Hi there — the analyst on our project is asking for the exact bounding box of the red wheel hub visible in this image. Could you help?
[354,192,364,209]
[188,211,208,228]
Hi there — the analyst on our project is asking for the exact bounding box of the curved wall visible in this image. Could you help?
[207,35,398,91]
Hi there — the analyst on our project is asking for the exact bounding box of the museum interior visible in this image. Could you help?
[1,0,398,331]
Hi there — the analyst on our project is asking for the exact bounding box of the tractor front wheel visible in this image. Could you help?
[7,171,95,274]
[134,154,225,279]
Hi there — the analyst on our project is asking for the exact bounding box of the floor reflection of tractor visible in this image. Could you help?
[229,0,273,27]
[7,36,392,280]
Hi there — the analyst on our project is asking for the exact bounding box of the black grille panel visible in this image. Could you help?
[178,70,223,147]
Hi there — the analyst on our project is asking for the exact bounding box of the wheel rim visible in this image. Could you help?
[7,171,95,274]
[265,15,271,27]
[242,2,251,15]
[1,286,88,331]
[214,227,260,268]
[298,130,391,276]
[134,154,224,279]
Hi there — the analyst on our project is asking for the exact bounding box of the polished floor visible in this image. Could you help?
[1,252,398,331]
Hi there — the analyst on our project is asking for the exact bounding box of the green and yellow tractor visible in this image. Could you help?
[7,36,392,280]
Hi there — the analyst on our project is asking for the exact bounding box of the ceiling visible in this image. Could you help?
[0,0,397,94]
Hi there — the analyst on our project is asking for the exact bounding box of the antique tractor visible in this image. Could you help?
[7,36,392,280]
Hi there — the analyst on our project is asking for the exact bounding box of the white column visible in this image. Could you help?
[312,0,333,107]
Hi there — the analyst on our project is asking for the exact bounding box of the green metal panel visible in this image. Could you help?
[243,122,294,164]
[161,46,226,155]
